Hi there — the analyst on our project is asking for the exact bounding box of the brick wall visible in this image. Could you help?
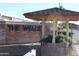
[0,21,6,44]
[0,43,68,56]
[6,31,41,44]
[5,25,41,44]
[40,43,68,56]
[0,22,52,45]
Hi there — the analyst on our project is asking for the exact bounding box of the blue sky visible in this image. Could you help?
[0,3,79,19]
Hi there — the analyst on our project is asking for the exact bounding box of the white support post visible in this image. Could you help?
[55,21,58,36]
[42,20,45,38]
[66,20,69,46]
[66,20,69,39]
[52,20,57,43]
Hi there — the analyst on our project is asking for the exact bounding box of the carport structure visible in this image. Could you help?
[23,7,79,43]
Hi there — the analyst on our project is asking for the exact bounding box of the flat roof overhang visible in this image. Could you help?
[24,15,79,21]
[23,7,79,21]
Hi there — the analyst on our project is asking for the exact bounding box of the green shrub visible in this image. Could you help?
[55,35,65,43]
[40,35,52,43]
[40,32,73,47]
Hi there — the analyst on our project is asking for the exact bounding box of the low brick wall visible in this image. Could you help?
[40,43,68,56]
[6,31,41,44]
[0,43,68,56]
[0,21,6,44]
[5,24,41,44]
[0,23,52,45]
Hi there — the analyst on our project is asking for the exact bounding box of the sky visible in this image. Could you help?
[0,3,79,24]
[0,3,79,19]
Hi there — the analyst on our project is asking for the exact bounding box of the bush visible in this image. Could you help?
[40,34,65,43]
[40,32,73,46]
[55,35,64,43]
[40,35,52,43]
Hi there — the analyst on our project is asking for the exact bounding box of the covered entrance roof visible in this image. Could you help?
[23,7,79,21]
